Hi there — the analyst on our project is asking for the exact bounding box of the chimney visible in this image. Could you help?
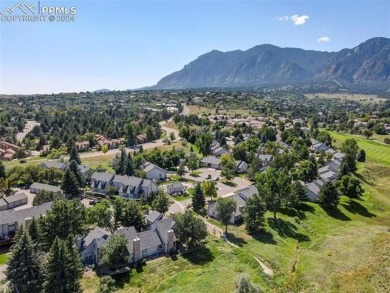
[24,217,32,229]
[133,237,141,263]
[167,229,175,252]
[170,212,175,220]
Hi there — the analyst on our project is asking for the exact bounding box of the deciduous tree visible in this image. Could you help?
[215,197,237,233]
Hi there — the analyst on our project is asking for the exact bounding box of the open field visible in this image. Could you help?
[81,237,267,293]
[325,130,390,166]
[187,105,252,116]
[0,253,7,265]
[305,93,387,104]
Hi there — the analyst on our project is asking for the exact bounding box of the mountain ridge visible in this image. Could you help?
[154,37,390,90]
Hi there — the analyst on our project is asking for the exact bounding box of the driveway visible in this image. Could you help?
[184,168,252,198]
[16,120,40,143]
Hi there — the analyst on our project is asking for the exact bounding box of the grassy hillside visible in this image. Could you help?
[82,130,390,292]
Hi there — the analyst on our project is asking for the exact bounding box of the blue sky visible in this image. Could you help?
[0,0,389,94]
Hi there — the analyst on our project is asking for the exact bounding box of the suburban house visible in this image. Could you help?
[166,181,186,195]
[77,218,176,267]
[208,185,259,224]
[257,154,273,167]
[41,161,67,171]
[78,165,91,178]
[305,179,325,202]
[140,162,167,181]
[0,193,28,211]
[90,172,158,198]
[201,156,221,169]
[310,139,329,153]
[0,141,20,161]
[235,160,249,173]
[0,202,52,240]
[145,210,163,226]
[90,172,115,194]
[41,145,51,156]
[30,182,63,196]
[75,141,90,152]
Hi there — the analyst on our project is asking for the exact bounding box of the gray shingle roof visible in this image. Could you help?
[0,202,52,225]
[305,182,320,196]
[146,210,163,224]
[152,218,176,243]
[167,181,184,189]
[30,182,62,193]
[0,198,7,209]
[113,175,143,187]
[4,193,28,204]
[141,162,166,174]
[91,172,115,183]
[201,156,221,165]
[83,227,111,250]
[237,185,258,201]
[42,161,67,170]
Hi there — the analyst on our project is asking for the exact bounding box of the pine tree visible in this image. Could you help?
[0,161,6,179]
[69,146,81,165]
[124,152,134,176]
[61,168,80,198]
[6,230,43,293]
[114,148,126,175]
[43,237,83,293]
[28,217,41,243]
[192,182,206,215]
[68,159,83,187]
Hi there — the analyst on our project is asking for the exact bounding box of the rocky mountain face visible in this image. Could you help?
[155,37,390,89]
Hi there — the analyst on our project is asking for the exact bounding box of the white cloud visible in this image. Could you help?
[317,36,331,43]
[290,15,309,25]
[278,15,289,21]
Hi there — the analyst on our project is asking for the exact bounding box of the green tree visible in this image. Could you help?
[43,237,83,293]
[244,194,266,233]
[40,199,85,248]
[288,181,307,209]
[28,217,41,244]
[247,157,263,181]
[187,152,200,174]
[192,182,206,214]
[151,189,170,214]
[236,273,263,293]
[298,160,318,182]
[357,149,366,162]
[121,200,145,231]
[0,161,6,179]
[195,132,213,157]
[61,168,80,198]
[114,147,126,175]
[340,138,359,158]
[177,165,185,178]
[318,181,340,210]
[6,230,42,293]
[124,152,134,176]
[215,197,237,233]
[86,199,113,229]
[337,175,364,202]
[33,190,60,206]
[69,146,81,165]
[220,154,236,182]
[175,210,207,248]
[102,145,109,154]
[98,276,116,293]
[99,234,130,271]
[0,178,14,199]
[362,129,373,139]
[68,159,83,187]
[256,168,290,218]
[202,180,217,202]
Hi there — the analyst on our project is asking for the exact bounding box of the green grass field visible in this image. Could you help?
[0,252,8,265]
[326,130,390,166]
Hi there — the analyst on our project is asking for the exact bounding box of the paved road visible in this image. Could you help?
[16,120,40,142]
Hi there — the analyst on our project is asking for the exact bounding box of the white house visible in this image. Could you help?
[201,156,221,169]
[166,181,186,195]
[140,162,167,181]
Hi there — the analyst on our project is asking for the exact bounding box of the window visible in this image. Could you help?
[158,244,163,252]
[142,249,147,257]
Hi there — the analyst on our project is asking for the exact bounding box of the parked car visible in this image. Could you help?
[89,199,100,205]
[214,176,219,181]
[206,174,212,179]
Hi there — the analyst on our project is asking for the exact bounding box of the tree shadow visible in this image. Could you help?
[222,181,237,187]
[280,208,307,220]
[225,232,247,247]
[112,272,131,289]
[300,203,316,214]
[325,208,351,221]
[267,218,311,243]
[251,229,277,245]
[182,246,215,265]
[342,201,376,218]
[353,172,373,186]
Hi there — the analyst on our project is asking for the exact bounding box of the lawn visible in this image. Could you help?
[81,237,268,293]
[81,154,115,172]
[325,130,390,166]
[0,252,8,265]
